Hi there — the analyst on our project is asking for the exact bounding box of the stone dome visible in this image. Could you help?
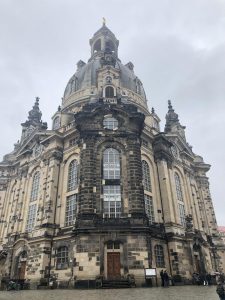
[62,24,148,112]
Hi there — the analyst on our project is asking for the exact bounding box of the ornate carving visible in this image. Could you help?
[185,214,193,232]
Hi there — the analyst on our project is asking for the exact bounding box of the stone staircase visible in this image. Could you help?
[101,278,135,289]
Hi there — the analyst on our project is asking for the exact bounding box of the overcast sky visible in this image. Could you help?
[0,0,224,224]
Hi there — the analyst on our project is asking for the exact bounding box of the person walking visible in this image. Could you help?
[163,270,169,288]
[206,273,212,286]
[160,270,164,287]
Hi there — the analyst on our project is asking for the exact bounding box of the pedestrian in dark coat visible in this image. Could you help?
[206,273,212,285]
[163,270,169,287]
[160,270,164,287]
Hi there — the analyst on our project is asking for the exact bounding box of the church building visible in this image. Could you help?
[0,23,224,288]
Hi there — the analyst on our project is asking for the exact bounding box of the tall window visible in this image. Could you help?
[175,173,183,202]
[26,171,40,232]
[174,173,186,226]
[56,246,68,269]
[178,203,186,227]
[142,160,152,192]
[103,186,121,218]
[67,160,78,191]
[144,195,155,224]
[105,86,114,98]
[30,171,40,202]
[65,194,77,226]
[26,204,37,232]
[142,160,154,223]
[103,148,121,218]
[103,148,120,179]
[155,245,165,268]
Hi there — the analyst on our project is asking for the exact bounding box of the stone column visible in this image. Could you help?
[78,137,96,215]
[127,136,145,215]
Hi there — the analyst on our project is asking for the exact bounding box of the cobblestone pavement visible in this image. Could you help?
[0,286,219,300]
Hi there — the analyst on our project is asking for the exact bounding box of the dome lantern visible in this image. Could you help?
[89,22,119,58]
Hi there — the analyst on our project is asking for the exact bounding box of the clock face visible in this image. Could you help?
[105,76,112,84]
[171,145,178,158]
[23,126,35,139]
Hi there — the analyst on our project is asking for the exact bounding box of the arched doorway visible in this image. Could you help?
[193,243,206,275]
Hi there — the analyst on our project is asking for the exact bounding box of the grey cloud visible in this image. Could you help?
[0,0,224,224]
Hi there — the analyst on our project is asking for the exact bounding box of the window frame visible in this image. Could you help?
[30,171,40,202]
[102,147,122,218]
[65,194,77,227]
[56,246,69,270]
[103,148,120,180]
[144,194,155,224]
[142,160,152,192]
[26,203,37,232]
[67,160,78,192]
[103,117,118,130]
[174,173,186,226]
[103,185,121,218]
[105,86,114,98]
[154,245,165,268]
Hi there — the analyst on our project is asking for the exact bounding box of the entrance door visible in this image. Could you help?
[194,255,201,273]
[107,252,120,279]
[18,261,26,280]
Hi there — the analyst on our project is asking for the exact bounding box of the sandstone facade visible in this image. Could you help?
[0,24,224,288]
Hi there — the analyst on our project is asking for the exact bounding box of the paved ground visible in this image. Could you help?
[0,286,219,300]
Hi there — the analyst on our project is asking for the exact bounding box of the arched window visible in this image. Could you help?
[56,246,69,269]
[93,39,101,52]
[174,173,185,226]
[103,117,118,130]
[105,86,114,98]
[105,40,115,52]
[67,160,78,192]
[154,245,165,268]
[103,148,121,218]
[30,171,40,202]
[53,116,60,130]
[142,160,152,192]
[103,148,120,179]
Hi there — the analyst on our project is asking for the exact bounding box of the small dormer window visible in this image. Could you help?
[103,117,118,130]
[53,116,60,130]
[105,86,114,98]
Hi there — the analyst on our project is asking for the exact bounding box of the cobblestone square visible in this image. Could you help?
[0,286,219,300]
